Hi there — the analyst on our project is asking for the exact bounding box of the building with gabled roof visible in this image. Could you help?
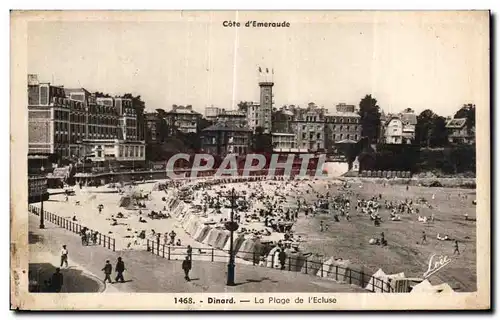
[446,118,474,144]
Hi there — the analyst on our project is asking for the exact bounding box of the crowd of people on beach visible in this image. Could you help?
[44,174,475,292]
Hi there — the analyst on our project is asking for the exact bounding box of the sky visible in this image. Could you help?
[27,11,489,117]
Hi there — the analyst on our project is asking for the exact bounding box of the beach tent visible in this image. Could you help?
[185,218,201,236]
[317,258,369,286]
[193,225,211,242]
[364,269,405,292]
[316,257,358,280]
[265,246,282,269]
[300,254,323,276]
[236,238,261,261]
[203,229,219,246]
[364,268,388,292]
[411,279,454,294]
[212,230,230,249]
[283,249,309,272]
[223,235,246,252]
[263,246,305,270]
[118,196,131,208]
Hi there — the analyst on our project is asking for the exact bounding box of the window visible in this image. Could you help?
[355,135,358,140]
[302,133,306,139]
[347,134,350,140]
[317,133,321,139]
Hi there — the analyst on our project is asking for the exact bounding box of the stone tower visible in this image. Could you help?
[258,67,274,134]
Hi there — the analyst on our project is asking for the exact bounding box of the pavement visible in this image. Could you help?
[28,213,365,293]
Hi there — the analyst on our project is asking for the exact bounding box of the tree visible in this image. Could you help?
[237,101,250,113]
[429,116,449,147]
[358,95,381,143]
[94,92,111,98]
[403,108,414,113]
[156,108,167,117]
[415,109,448,148]
[454,104,475,134]
[415,109,436,147]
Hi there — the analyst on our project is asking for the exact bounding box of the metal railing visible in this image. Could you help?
[145,240,393,293]
[28,204,116,251]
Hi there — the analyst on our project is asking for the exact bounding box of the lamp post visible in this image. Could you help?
[224,188,240,286]
[39,166,45,229]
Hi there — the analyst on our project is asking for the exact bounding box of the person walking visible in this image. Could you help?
[453,240,460,255]
[182,256,192,281]
[50,268,64,293]
[421,231,427,245]
[60,245,69,268]
[115,257,126,283]
[102,260,113,284]
[187,245,193,261]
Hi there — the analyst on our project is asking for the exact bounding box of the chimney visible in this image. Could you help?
[28,74,39,85]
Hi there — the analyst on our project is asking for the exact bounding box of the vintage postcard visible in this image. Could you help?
[10,10,490,310]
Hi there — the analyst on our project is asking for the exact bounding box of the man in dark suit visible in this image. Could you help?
[102,260,113,283]
[182,256,192,281]
[115,257,125,283]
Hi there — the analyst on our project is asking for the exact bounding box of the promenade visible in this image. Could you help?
[28,213,365,293]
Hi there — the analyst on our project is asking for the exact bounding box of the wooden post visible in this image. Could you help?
[288,257,291,271]
[107,236,110,249]
[271,254,275,268]
[113,239,115,252]
[211,248,214,262]
[162,244,165,258]
[321,263,324,277]
[349,269,352,284]
[156,240,160,255]
[335,266,338,281]
[305,259,308,274]
[253,250,256,266]
[168,246,171,260]
[99,233,102,245]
